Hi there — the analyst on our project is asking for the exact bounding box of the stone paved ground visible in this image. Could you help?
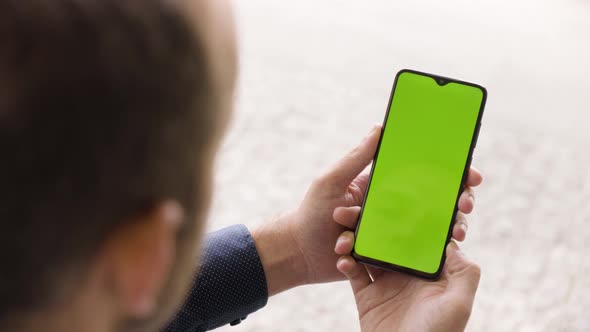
[214,0,590,331]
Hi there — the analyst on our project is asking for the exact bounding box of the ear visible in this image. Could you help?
[101,200,184,318]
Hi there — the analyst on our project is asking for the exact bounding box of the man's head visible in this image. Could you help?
[0,0,237,331]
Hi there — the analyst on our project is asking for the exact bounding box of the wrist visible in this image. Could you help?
[249,213,308,296]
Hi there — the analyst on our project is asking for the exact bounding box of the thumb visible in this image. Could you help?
[444,241,481,313]
[321,125,381,192]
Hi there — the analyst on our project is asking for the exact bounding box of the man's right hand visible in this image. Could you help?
[335,233,481,332]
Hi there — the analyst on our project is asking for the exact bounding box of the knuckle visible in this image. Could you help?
[348,183,365,205]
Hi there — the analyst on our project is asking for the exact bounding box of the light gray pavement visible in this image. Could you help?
[213,1,590,331]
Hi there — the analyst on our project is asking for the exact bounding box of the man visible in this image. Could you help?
[0,0,483,331]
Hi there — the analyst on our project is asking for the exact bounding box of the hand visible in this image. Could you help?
[254,124,483,296]
[336,240,481,332]
[332,162,483,332]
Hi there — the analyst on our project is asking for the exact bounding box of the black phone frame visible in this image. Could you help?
[351,68,488,280]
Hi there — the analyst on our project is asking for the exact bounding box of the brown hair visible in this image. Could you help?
[0,0,216,318]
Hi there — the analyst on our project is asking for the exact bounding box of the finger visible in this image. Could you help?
[452,213,468,242]
[320,125,381,192]
[443,241,481,312]
[350,167,372,194]
[334,231,355,255]
[337,256,372,293]
[458,187,475,214]
[346,169,372,207]
[466,167,483,187]
[333,206,361,229]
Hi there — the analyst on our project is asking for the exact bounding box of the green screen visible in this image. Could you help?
[354,70,484,275]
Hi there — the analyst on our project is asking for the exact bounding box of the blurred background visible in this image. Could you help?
[212,0,590,331]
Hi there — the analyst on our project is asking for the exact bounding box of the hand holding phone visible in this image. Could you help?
[337,239,482,332]
[334,168,483,332]
[332,165,483,331]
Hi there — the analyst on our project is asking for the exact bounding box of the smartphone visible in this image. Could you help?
[352,69,487,279]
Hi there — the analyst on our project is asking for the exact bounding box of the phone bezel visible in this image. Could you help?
[351,68,487,280]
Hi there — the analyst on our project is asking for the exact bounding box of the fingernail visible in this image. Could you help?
[362,125,380,142]
[336,256,348,269]
[335,235,347,248]
[335,232,354,251]
[460,223,468,233]
[334,237,343,252]
[343,230,354,240]
[366,124,378,135]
